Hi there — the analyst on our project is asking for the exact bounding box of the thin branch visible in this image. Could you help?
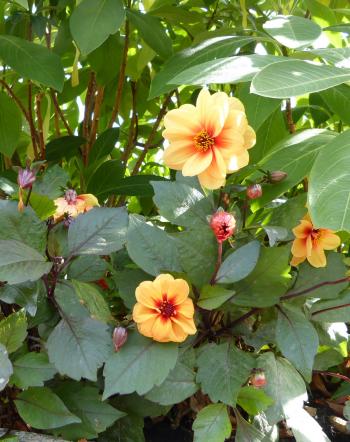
[311,302,350,318]
[50,90,73,135]
[108,18,130,128]
[313,370,350,384]
[210,242,223,285]
[121,81,138,164]
[28,81,40,159]
[0,79,29,121]
[82,72,96,164]
[285,98,296,134]
[281,277,350,301]
[86,84,105,163]
[35,93,45,159]
[131,91,174,175]
[226,308,260,329]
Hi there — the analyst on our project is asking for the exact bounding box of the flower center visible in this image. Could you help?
[193,130,214,152]
[159,299,176,318]
[65,189,78,205]
[311,229,321,241]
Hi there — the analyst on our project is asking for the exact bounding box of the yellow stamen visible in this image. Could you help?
[194,130,214,152]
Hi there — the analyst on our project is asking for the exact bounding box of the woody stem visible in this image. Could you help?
[210,241,223,285]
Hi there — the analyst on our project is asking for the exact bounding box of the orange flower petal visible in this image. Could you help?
[319,232,340,250]
[172,314,197,335]
[290,255,306,266]
[226,150,249,173]
[167,279,190,305]
[163,104,201,137]
[182,151,213,176]
[137,317,155,338]
[291,238,307,257]
[308,246,326,268]
[151,316,173,343]
[244,126,256,149]
[177,298,195,318]
[292,220,312,239]
[154,274,174,295]
[163,143,194,169]
[228,97,245,112]
[78,194,99,207]
[135,281,161,308]
[133,303,157,323]
[170,322,188,342]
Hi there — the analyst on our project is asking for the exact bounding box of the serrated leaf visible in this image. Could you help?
[193,404,231,442]
[103,332,178,399]
[15,387,81,429]
[68,207,128,256]
[237,386,274,416]
[0,309,27,353]
[11,352,57,389]
[0,343,13,392]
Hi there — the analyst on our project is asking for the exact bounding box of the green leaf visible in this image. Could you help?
[99,175,167,197]
[33,165,69,199]
[149,36,256,98]
[314,349,343,371]
[88,35,124,85]
[67,255,108,282]
[309,130,350,231]
[231,245,291,307]
[0,343,13,392]
[68,207,128,255]
[320,85,350,125]
[0,35,64,91]
[237,386,274,416]
[253,129,335,208]
[28,191,57,221]
[292,253,348,299]
[151,181,213,228]
[86,159,124,199]
[145,359,198,405]
[234,408,265,442]
[72,280,111,323]
[11,352,57,389]
[175,226,217,288]
[193,404,231,442]
[198,285,234,310]
[15,387,81,430]
[263,226,288,247]
[47,283,111,381]
[310,290,350,322]
[70,0,125,55]
[54,384,125,439]
[216,241,260,284]
[46,136,85,162]
[114,268,150,309]
[257,353,307,424]
[127,10,172,59]
[0,201,46,254]
[0,92,22,157]
[263,15,322,49]
[103,331,178,399]
[99,415,145,442]
[0,240,52,284]
[127,214,181,276]
[0,281,41,317]
[169,54,281,87]
[89,128,119,164]
[251,60,350,98]
[196,341,255,406]
[276,305,319,381]
[113,393,170,418]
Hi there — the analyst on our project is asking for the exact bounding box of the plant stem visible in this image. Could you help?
[227,308,260,329]
[311,302,350,318]
[210,241,223,285]
[281,277,350,301]
[313,370,350,384]
[50,90,73,135]
[35,93,46,159]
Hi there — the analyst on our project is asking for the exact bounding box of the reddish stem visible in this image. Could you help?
[210,241,223,285]
[281,277,350,301]
[314,370,350,384]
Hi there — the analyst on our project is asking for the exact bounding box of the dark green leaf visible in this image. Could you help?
[0,280,44,316]
[89,128,119,164]
[46,136,85,162]
[86,159,124,199]
[72,280,111,323]
[193,404,231,442]
[320,84,350,125]
[102,175,167,197]
[237,386,274,415]
[67,255,108,282]
[310,290,350,322]
[11,352,57,389]
[33,165,69,199]
[198,285,234,310]
[99,415,145,442]
[0,92,22,157]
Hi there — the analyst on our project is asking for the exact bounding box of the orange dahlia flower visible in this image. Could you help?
[132,274,196,343]
[53,189,99,222]
[162,88,256,189]
[291,213,340,268]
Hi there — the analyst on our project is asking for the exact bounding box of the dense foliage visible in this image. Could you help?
[2,0,350,441]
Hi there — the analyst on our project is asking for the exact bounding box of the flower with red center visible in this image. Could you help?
[291,213,340,268]
[162,88,256,190]
[132,274,196,343]
[53,189,99,222]
[210,210,236,242]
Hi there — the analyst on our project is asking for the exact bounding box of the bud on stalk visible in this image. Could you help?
[250,369,266,388]
[17,167,36,189]
[269,170,287,183]
[210,210,236,243]
[113,327,128,352]
[246,184,262,200]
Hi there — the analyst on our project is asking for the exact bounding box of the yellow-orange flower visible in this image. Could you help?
[132,274,196,343]
[162,88,256,189]
[53,189,99,221]
[291,213,340,268]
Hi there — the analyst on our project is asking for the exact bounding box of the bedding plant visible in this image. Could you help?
[2,1,350,441]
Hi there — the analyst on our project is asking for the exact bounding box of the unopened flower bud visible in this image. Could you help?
[113,327,128,352]
[17,167,36,189]
[269,170,287,183]
[210,210,236,243]
[250,369,266,388]
[65,189,78,204]
[246,184,262,200]
[96,278,109,291]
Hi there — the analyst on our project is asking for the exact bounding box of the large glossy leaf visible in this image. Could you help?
[263,15,322,49]
[0,240,52,284]
[11,352,57,389]
[70,0,125,55]
[198,285,235,310]
[276,305,319,381]
[0,343,12,392]
[320,84,350,125]
[103,332,178,398]
[46,136,85,162]
[193,404,231,442]
[68,207,128,256]
[216,241,260,284]
[251,60,350,98]
[91,175,167,197]
[15,387,81,429]
[127,214,181,276]
[89,128,119,164]
[127,10,172,59]
[0,91,22,157]
[308,130,350,231]
[196,341,255,406]
[0,35,64,91]
[86,159,124,199]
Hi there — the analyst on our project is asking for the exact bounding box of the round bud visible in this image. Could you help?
[113,327,128,352]
[210,210,236,243]
[250,369,266,388]
[246,184,262,200]
[269,170,287,183]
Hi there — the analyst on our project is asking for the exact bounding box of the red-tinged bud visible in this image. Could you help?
[210,210,236,243]
[96,278,109,291]
[269,170,287,183]
[246,184,262,200]
[250,369,266,388]
[113,327,128,352]
[17,167,36,189]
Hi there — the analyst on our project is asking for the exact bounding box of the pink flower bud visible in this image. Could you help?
[17,167,36,189]
[113,327,128,352]
[65,189,78,204]
[269,170,287,183]
[246,184,262,199]
[250,369,266,388]
[210,210,236,243]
